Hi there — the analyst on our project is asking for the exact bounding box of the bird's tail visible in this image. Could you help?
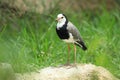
[74,41,87,50]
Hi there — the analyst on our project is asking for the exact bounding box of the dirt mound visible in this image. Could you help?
[15,64,119,80]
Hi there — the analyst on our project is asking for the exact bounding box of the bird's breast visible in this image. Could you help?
[56,27,69,39]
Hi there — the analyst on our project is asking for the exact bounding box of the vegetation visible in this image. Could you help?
[0,4,120,79]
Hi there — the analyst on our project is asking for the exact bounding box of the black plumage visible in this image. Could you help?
[75,41,87,50]
[56,20,69,39]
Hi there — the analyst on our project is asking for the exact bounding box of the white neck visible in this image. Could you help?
[57,21,65,29]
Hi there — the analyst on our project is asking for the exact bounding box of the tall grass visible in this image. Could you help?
[0,9,120,79]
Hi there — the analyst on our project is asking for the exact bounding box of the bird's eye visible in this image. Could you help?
[61,17,64,18]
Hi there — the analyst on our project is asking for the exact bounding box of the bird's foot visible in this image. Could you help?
[58,62,77,68]
[64,62,71,66]
[62,63,77,69]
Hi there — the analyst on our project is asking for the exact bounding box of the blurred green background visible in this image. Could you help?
[0,0,120,79]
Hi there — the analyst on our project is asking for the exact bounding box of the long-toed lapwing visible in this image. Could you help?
[56,13,87,64]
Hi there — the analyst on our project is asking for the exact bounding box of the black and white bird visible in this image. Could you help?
[56,13,87,64]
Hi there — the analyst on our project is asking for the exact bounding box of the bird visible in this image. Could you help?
[56,13,87,65]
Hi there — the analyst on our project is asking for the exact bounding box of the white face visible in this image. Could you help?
[56,14,66,23]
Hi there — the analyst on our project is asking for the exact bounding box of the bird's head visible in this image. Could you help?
[56,14,68,23]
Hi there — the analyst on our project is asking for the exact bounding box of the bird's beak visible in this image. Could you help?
[56,18,60,21]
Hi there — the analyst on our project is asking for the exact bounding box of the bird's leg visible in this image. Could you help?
[67,44,70,65]
[74,44,76,64]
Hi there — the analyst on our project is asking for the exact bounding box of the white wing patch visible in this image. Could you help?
[62,33,75,43]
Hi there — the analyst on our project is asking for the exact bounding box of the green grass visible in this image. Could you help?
[0,9,120,79]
